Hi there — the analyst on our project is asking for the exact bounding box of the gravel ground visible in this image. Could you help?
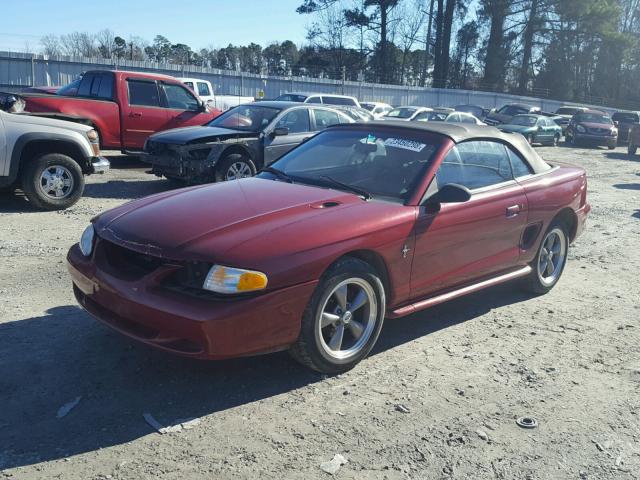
[0,146,639,480]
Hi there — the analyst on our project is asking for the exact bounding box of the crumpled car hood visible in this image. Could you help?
[148,126,255,145]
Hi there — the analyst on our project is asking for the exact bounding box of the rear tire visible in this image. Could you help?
[215,154,256,182]
[21,153,84,210]
[628,144,637,156]
[521,221,569,295]
[289,257,386,374]
[608,145,616,150]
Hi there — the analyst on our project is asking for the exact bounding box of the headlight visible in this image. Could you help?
[611,128,618,135]
[203,265,268,294]
[79,224,95,257]
[576,125,586,133]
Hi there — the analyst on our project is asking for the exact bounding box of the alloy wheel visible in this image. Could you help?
[38,165,74,199]
[225,161,253,181]
[317,278,378,361]
[537,228,567,287]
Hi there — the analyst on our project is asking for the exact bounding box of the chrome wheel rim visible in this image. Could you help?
[39,165,74,199]
[317,278,378,361]
[537,228,567,286]
[225,161,252,180]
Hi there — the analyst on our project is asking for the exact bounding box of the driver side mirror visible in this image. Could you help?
[426,183,472,206]
[197,101,208,113]
[272,127,289,137]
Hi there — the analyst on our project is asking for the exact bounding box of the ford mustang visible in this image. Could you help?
[67,122,590,373]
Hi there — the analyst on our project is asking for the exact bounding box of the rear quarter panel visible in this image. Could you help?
[517,164,587,262]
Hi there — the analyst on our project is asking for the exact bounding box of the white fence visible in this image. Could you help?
[0,51,617,114]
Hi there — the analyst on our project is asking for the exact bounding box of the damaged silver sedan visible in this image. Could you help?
[142,101,354,183]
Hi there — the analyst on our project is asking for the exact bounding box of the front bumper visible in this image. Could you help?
[574,134,617,147]
[67,244,317,360]
[90,156,110,174]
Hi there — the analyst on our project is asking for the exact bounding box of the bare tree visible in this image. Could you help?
[96,29,116,58]
[41,34,61,57]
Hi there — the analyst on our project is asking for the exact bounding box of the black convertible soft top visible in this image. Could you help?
[331,120,553,175]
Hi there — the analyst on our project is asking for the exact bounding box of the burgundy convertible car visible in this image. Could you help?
[68,122,590,373]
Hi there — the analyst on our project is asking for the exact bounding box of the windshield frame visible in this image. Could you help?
[206,104,283,131]
[258,124,445,205]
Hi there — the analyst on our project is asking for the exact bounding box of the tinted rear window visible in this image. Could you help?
[322,96,357,106]
[275,94,308,102]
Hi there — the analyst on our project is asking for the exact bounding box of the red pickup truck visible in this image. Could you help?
[22,70,222,151]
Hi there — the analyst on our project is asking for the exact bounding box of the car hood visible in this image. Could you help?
[94,178,411,268]
[148,126,257,145]
[4,111,92,134]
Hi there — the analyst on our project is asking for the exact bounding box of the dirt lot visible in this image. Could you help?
[1,145,639,480]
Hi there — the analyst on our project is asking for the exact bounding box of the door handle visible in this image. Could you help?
[506,205,521,217]
[129,112,142,118]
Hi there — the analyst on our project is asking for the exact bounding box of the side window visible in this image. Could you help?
[414,111,431,122]
[307,96,322,104]
[184,82,194,90]
[197,82,211,97]
[162,83,200,110]
[127,80,161,107]
[460,114,476,124]
[77,73,96,97]
[436,141,514,190]
[313,109,341,129]
[96,73,114,99]
[506,146,532,178]
[275,109,310,134]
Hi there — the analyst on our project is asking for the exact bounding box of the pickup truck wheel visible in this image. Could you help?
[21,153,84,210]
[289,258,386,374]
[521,221,568,295]
[215,154,256,182]
[628,144,637,155]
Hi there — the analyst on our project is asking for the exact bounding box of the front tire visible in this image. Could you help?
[215,153,256,182]
[290,258,386,374]
[20,153,84,210]
[628,143,637,156]
[521,221,569,294]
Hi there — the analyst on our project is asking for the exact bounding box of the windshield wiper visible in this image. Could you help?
[261,166,294,183]
[319,175,372,200]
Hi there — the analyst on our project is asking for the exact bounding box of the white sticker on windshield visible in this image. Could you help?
[383,138,427,152]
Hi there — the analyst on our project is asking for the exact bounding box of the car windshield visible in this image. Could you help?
[499,105,531,116]
[556,107,583,116]
[207,105,281,131]
[57,78,82,96]
[275,94,307,102]
[455,105,483,117]
[510,115,538,126]
[574,113,613,124]
[419,112,448,122]
[386,108,417,119]
[259,128,440,203]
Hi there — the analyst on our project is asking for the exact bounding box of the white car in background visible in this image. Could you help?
[383,106,434,121]
[178,77,254,112]
[445,111,486,125]
[361,101,393,119]
[274,92,361,108]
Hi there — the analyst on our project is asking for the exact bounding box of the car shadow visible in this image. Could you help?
[633,210,640,219]
[82,179,172,200]
[0,190,38,213]
[605,152,639,161]
[102,153,148,169]
[0,283,529,469]
[613,183,640,190]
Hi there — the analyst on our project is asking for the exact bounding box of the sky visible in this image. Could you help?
[0,0,309,53]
